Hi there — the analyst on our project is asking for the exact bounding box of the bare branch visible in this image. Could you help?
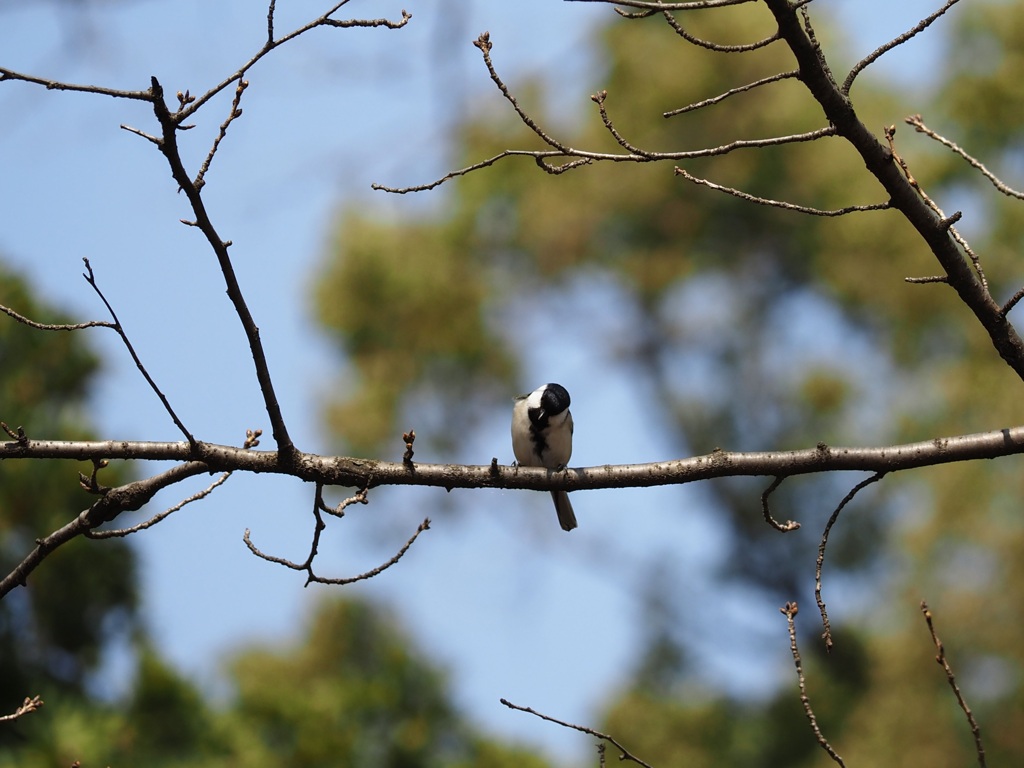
[660,8,778,52]
[815,472,885,651]
[906,113,1024,201]
[377,125,835,194]
[81,258,196,447]
[566,0,756,10]
[194,77,250,190]
[1002,286,1024,318]
[0,303,114,332]
[760,476,801,532]
[0,461,210,600]
[0,67,152,101]
[764,0,1024,380]
[920,601,987,767]
[473,32,572,153]
[591,90,651,156]
[842,0,964,95]
[500,698,653,768]
[5,424,1024,494]
[146,77,296,460]
[86,472,231,539]
[780,602,846,766]
[664,70,799,117]
[884,125,986,290]
[180,4,412,120]
[243,482,429,585]
[675,166,891,216]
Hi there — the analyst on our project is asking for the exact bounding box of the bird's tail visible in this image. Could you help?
[551,490,577,532]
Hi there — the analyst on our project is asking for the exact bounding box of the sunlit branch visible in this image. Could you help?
[5,425,1024,493]
[0,304,114,332]
[377,125,835,194]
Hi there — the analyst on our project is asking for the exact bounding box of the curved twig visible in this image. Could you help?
[815,472,885,651]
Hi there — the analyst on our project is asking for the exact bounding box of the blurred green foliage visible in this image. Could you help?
[0,597,553,768]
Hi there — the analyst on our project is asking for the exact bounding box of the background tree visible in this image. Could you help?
[316,1,1024,763]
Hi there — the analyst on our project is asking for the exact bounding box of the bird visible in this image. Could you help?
[511,382,577,532]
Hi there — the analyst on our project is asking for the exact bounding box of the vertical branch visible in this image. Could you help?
[781,602,846,766]
[147,77,297,461]
[921,602,987,767]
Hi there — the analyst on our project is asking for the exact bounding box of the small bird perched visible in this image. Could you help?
[511,383,577,532]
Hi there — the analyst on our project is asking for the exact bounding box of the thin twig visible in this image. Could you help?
[780,602,846,766]
[473,33,572,154]
[920,602,987,767]
[664,70,799,117]
[566,0,756,10]
[906,113,1024,200]
[815,472,885,651]
[760,476,801,531]
[243,482,430,585]
[843,0,963,94]
[0,67,152,101]
[1001,286,1024,317]
[377,126,835,194]
[675,166,890,216]
[500,698,654,768]
[82,258,196,446]
[591,90,652,157]
[0,461,210,600]
[661,8,778,52]
[0,303,114,331]
[179,3,412,120]
[194,77,249,190]
[86,472,231,538]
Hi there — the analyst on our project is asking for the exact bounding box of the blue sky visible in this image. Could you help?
[0,0,949,759]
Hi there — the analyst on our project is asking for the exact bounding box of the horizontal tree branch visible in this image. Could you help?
[4,425,1024,493]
